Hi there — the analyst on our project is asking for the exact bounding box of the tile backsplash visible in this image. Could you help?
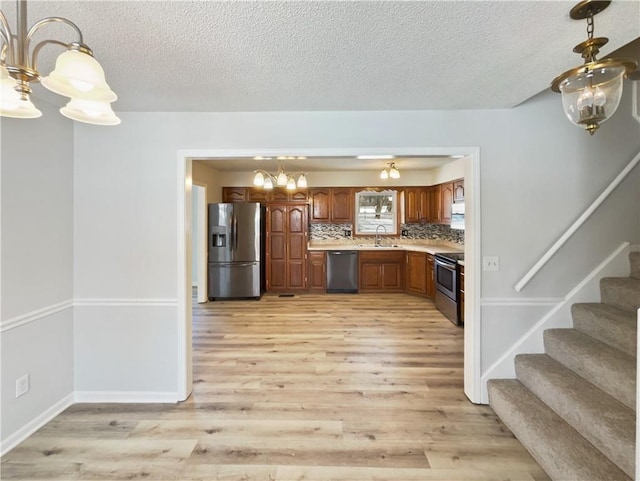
[309,223,464,244]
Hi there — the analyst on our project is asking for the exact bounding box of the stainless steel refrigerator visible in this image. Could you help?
[208,203,262,300]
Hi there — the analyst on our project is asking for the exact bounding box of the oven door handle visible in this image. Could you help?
[435,258,457,270]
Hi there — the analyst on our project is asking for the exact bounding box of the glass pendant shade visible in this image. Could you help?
[380,169,389,180]
[263,177,274,190]
[253,172,265,186]
[286,177,296,190]
[297,174,308,189]
[276,171,288,186]
[389,166,400,179]
[0,75,42,118]
[41,49,117,102]
[60,98,120,125]
[558,64,625,134]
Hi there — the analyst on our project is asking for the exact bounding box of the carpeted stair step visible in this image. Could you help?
[630,252,640,280]
[488,379,631,481]
[544,328,636,410]
[600,277,640,313]
[515,353,635,478]
[572,303,637,357]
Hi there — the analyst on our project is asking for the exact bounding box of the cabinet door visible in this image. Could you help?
[418,188,430,223]
[308,251,326,291]
[266,205,287,290]
[453,179,465,203]
[429,185,442,223]
[406,251,427,295]
[271,188,290,203]
[381,263,403,291]
[426,254,435,299]
[289,190,309,203]
[331,188,353,223]
[404,188,420,223]
[310,188,331,223]
[247,188,271,203]
[287,204,308,290]
[360,263,382,290]
[441,182,453,224]
[222,187,247,203]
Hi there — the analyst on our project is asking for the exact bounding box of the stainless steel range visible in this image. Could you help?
[434,252,464,326]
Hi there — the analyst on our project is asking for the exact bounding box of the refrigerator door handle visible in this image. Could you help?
[212,262,258,268]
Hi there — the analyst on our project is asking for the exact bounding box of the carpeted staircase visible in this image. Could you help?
[488,251,639,481]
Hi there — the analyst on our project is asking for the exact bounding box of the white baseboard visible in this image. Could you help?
[0,392,74,456]
[480,241,631,404]
[74,391,179,403]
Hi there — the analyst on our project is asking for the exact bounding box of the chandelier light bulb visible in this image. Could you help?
[592,86,606,107]
[380,169,389,180]
[263,177,274,190]
[286,177,296,190]
[0,76,42,118]
[389,164,400,179]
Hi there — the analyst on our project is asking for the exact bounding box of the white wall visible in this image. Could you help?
[1,103,75,450]
[70,83,640,398]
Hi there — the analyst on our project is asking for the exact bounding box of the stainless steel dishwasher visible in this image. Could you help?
[326,250,358,293]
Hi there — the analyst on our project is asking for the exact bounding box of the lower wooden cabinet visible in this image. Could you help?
[406,251,427,295]
[359,251,404,292]
[426,254,435,299]
[308,251,326,292]
[406,251,435,299]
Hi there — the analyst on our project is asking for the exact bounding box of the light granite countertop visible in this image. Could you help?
[308,240,463,255]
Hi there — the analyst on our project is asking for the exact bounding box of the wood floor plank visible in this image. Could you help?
[1,292,550,481]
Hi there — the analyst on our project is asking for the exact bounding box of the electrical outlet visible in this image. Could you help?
[401,229,409,237]
[15,374,30,398]
[344,229,352,237]
[483,256,500,271]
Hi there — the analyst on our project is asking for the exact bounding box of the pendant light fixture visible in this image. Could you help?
[0,0,120,125]
[550,0,637,135]
[380,162,400,180]
[253,157,308,190]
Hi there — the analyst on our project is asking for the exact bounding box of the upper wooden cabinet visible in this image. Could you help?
[310,188,353,224]
[224,187,308,204]
[429,184,442,223]
[441,182,454,224]
[404,187,429,224]
[453,179,465,203]
[222,187,247,203]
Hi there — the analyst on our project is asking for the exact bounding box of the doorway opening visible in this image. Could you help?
[177,147,481,403]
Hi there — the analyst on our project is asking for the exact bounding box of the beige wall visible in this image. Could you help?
[192,161,222,203]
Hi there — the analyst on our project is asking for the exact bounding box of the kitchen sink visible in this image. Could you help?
[357,244,401,248]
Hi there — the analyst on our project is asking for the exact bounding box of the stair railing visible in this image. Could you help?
[515,150,640,292]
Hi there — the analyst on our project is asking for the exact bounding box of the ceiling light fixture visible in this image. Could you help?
[380,162,400,180]
[550,0,637,135]
[253,160,308,190]
[0,0,120,125]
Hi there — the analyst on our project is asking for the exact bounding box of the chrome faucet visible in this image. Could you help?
[375,224,387,246]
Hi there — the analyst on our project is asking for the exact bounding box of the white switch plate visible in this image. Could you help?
[483,256,500,271]
[16,374,30,398]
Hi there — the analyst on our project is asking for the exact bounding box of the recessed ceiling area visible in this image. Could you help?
[195,155,463,173]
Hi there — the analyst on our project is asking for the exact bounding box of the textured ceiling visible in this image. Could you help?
[3,0,639,113]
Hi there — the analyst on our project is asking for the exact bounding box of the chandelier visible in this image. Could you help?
[550,0,637,135]
[253,157,308,190]
[0,0,120,125]
[380,162,400,180]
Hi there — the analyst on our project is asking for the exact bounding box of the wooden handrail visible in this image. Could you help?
[515,151,640,292]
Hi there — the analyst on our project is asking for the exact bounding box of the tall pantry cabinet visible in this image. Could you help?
[266,204,308,291]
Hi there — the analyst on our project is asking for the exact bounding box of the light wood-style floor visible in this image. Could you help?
[2,293,550,481]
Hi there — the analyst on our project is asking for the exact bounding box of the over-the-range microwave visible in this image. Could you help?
[451,202,465,230]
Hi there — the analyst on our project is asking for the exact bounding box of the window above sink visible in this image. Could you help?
[354,190,398,236]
